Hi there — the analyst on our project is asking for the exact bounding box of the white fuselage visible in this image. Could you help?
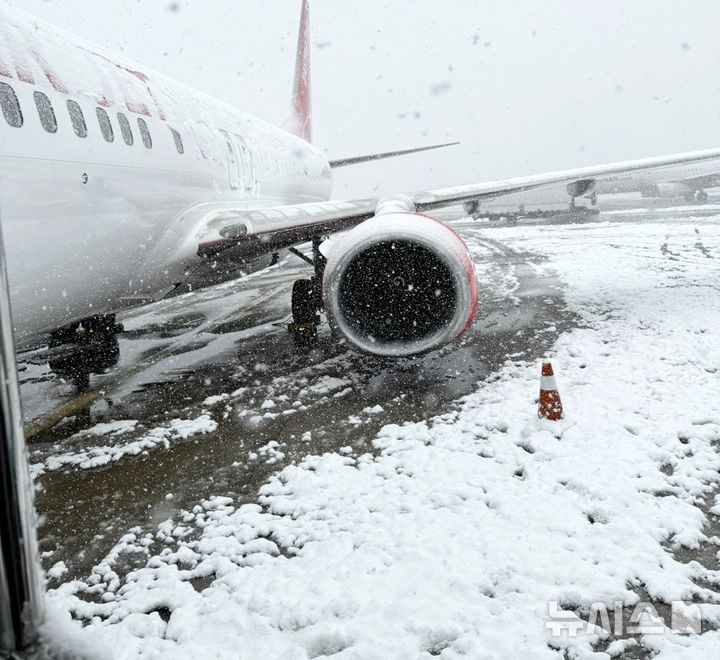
[594,163,718,196]
[0,5,331,343]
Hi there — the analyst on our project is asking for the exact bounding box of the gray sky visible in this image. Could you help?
[8,0,720,198]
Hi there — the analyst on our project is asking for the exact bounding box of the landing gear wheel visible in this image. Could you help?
[48,314,123,347]
[696,190,709,203]
[46,314,122,392]
[289,279,319,348]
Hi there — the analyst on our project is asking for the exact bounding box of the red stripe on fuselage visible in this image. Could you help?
[0,54,13,78]
[15,60,35,84]
[126,100,151,117]
[31,50,68,93]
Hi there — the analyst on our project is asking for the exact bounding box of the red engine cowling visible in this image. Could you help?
[322,212,478,357]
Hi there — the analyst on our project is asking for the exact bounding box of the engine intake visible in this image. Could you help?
[566,179,596,198]
[323,213,477,357]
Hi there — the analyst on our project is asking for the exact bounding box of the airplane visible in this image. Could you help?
[3,1,720,361]
[463,156,720,219]
[593,165,720,203]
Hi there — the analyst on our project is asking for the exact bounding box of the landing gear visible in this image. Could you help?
[567,195,599,217]
[48,313,123,347]
[288,238,326,348]
[464,199,482,220]
[685,189,708,203]
[47,314,123,392]
[289,279,319,347]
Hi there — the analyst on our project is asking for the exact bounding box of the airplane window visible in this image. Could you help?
[117,113,134,146]
[170,127,184,154]
[33,91,57,133]
[137,117,152,149]
[0,82,23,128]
[96,107,114,142]
[66,100,87,138]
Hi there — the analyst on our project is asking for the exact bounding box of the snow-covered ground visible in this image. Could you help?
[31,415,217,477]
[48,218,720,658]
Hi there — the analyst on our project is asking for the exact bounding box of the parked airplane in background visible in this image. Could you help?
[594,165,720,203]
[565,160,720,206]
[465,155,720,218]
[2,1,720,359]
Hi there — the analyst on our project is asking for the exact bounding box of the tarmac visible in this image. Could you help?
[18,194,720,589]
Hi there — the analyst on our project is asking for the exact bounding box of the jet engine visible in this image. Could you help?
[566,179,596,198]
[322,213,478,357]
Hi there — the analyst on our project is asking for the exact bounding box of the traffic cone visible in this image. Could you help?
[538,362,563,420]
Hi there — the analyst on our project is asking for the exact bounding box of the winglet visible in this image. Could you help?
[282,0,312,143]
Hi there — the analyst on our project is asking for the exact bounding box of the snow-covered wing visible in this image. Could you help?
[676,170,720,190]
[196,199,377,257]
[200,146,720,256]
[412,146,720,211]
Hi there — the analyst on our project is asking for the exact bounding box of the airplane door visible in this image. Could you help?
[219,130,240,190]
[234,133,256,192]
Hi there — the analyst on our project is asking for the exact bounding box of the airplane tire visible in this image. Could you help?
[290,279,318,347]
[49,314,123,346]
[48,322,81,348]
[292,279,315,323]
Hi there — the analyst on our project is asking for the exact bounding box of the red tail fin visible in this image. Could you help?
[283,0,312,143]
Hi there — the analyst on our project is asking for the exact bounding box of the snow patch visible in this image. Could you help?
[48,221,720,658]
[33,415,218,475]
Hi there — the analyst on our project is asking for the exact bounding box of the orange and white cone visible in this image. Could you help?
[538,362,563,421]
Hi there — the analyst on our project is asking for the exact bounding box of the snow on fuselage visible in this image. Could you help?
[0,4,332,342]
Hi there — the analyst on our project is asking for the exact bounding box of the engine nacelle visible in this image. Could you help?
[323,213,478,357]
[566,179,596,198]
[640,182,692,198]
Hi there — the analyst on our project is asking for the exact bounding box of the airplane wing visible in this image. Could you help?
[195,146,720,258]
[411,147,720,211]
[328,142,459,168]
[195,199,378,258]
[673,171,720,190]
